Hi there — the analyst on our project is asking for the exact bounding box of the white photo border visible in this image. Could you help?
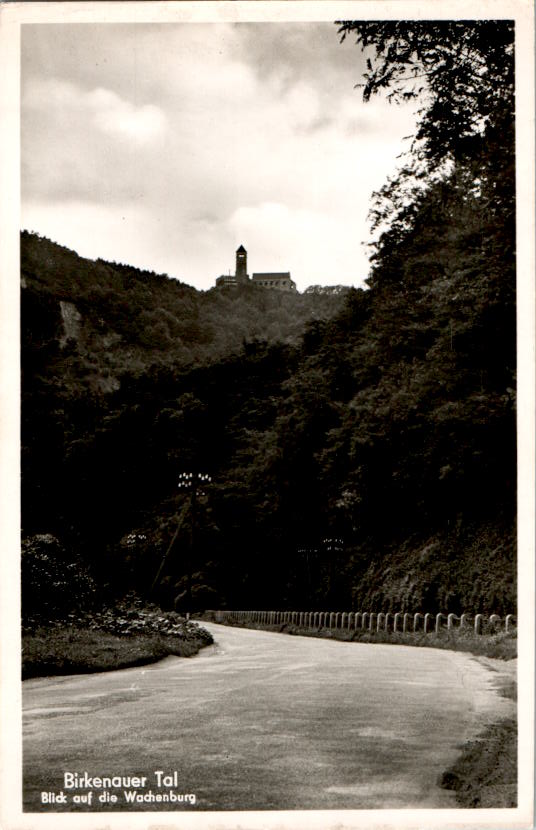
[1,3,533,829]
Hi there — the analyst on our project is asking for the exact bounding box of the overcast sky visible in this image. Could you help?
[21,22,418,291]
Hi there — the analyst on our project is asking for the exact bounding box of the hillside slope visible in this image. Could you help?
[21,231,347,394]
[21,223,515,617]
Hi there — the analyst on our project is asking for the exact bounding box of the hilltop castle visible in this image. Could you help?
[215,245,296,292]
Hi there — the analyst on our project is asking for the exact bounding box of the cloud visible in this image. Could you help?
[21,23,419,291]
[90,88,168,143]
[23,79,168,145]
[22,78,169,204]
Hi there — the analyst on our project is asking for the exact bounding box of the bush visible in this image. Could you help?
[21,534,97,623]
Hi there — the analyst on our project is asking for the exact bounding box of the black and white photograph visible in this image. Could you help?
[0,1,534,828]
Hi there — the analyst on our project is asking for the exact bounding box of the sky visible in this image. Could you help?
[21,22,418,292]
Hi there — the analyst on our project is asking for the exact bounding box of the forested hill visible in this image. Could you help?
[22,21,516,620]
[21,230,348,393]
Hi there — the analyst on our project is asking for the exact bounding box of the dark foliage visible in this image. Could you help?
[20,21,515,616]
[22,534,97,622]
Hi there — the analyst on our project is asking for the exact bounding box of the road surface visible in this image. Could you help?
[22,622,514,811]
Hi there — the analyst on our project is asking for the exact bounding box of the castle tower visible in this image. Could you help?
[235,245,249,284]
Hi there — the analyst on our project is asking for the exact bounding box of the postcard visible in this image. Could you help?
[0,2,534,829]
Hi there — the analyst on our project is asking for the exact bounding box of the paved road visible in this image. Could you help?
[22,623,514,812]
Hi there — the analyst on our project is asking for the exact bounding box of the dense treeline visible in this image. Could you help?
[21,231,347,392]
[21,20,515,618]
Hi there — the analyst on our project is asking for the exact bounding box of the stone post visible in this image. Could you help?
[447,613,458,630]
[377,612,385,632]
[384,613,392,632]
[505,614,515,633]
[394,612,402,632]
[460,613,469,629]
[413,613,423,632]
[369,613,376,632]
[403,613,410,633]
[435,613,444,634]
[354,612,362,629]
[474,614,483,635]
[362,612,369,629]
[424,613,433,634]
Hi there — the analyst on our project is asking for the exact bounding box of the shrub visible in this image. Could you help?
[21,534,97,623]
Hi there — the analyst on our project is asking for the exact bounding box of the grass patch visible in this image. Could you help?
[199,616,517,660]
[22,626,211,679]
[22,601,214,679]
[440,717,517,807]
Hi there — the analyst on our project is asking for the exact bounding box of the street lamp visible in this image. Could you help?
[177,471,212,496]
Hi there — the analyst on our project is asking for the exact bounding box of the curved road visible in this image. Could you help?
[22,622,514,812]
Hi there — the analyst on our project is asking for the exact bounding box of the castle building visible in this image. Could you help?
[235,244,249,284]
[251,272,295,291]
[215,245,296,292]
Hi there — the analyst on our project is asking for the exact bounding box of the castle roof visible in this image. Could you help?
[236,244,247,253]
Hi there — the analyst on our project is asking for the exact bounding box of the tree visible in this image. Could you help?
[337,21,514,161]
[336,21,515,262]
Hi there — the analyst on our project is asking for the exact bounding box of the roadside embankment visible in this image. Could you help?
[440,661,517,807]
[22,602,213,679]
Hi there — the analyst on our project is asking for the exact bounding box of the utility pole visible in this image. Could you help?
[176,471,212,615]
[151,472,212,604]
[151,500,190,595]
[187,480,196,609]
